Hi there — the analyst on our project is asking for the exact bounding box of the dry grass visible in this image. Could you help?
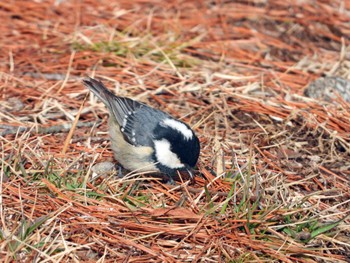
[1,0,350,262]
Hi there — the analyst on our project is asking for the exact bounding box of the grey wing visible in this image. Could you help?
[108,96,160,146]
[82,78,143,126]
[83,77,167,146]
[119,105,167,146]
[109,96,144,127]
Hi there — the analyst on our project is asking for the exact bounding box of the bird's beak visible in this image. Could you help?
[186,168,194,179]
[177,165,196,183]
[184,164,196,179]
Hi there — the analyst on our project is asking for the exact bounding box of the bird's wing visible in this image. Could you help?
[110,96,155,146]
[83,78,162,146]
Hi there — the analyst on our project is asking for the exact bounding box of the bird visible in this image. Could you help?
[83,77,200,183]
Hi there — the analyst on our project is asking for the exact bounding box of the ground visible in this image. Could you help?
[0,0,349,262]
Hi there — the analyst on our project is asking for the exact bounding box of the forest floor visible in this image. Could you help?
[0,0,349,262]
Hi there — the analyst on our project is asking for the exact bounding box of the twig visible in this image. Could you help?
[62,93,88,154]
[0,121,98,136]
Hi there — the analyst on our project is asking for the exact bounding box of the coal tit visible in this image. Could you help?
[83,77,200,181]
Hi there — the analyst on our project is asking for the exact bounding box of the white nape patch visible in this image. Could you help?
[163,118,193,140]
[154,139,184,169]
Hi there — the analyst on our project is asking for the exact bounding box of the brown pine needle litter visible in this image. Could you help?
[0,0,350,262]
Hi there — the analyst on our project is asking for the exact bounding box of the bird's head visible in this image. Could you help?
[152,118,200,178]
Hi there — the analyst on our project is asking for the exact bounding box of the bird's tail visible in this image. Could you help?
[82,77,115,108]
[83,77,143,126]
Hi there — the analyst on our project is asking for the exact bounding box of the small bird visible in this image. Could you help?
[83,77,200,182]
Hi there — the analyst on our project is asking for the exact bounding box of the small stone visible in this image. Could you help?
[304,76,350,102]
[91,162,116,176]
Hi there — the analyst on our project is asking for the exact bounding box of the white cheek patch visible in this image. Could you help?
[163,118,193,140]
[154,139,184,169]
